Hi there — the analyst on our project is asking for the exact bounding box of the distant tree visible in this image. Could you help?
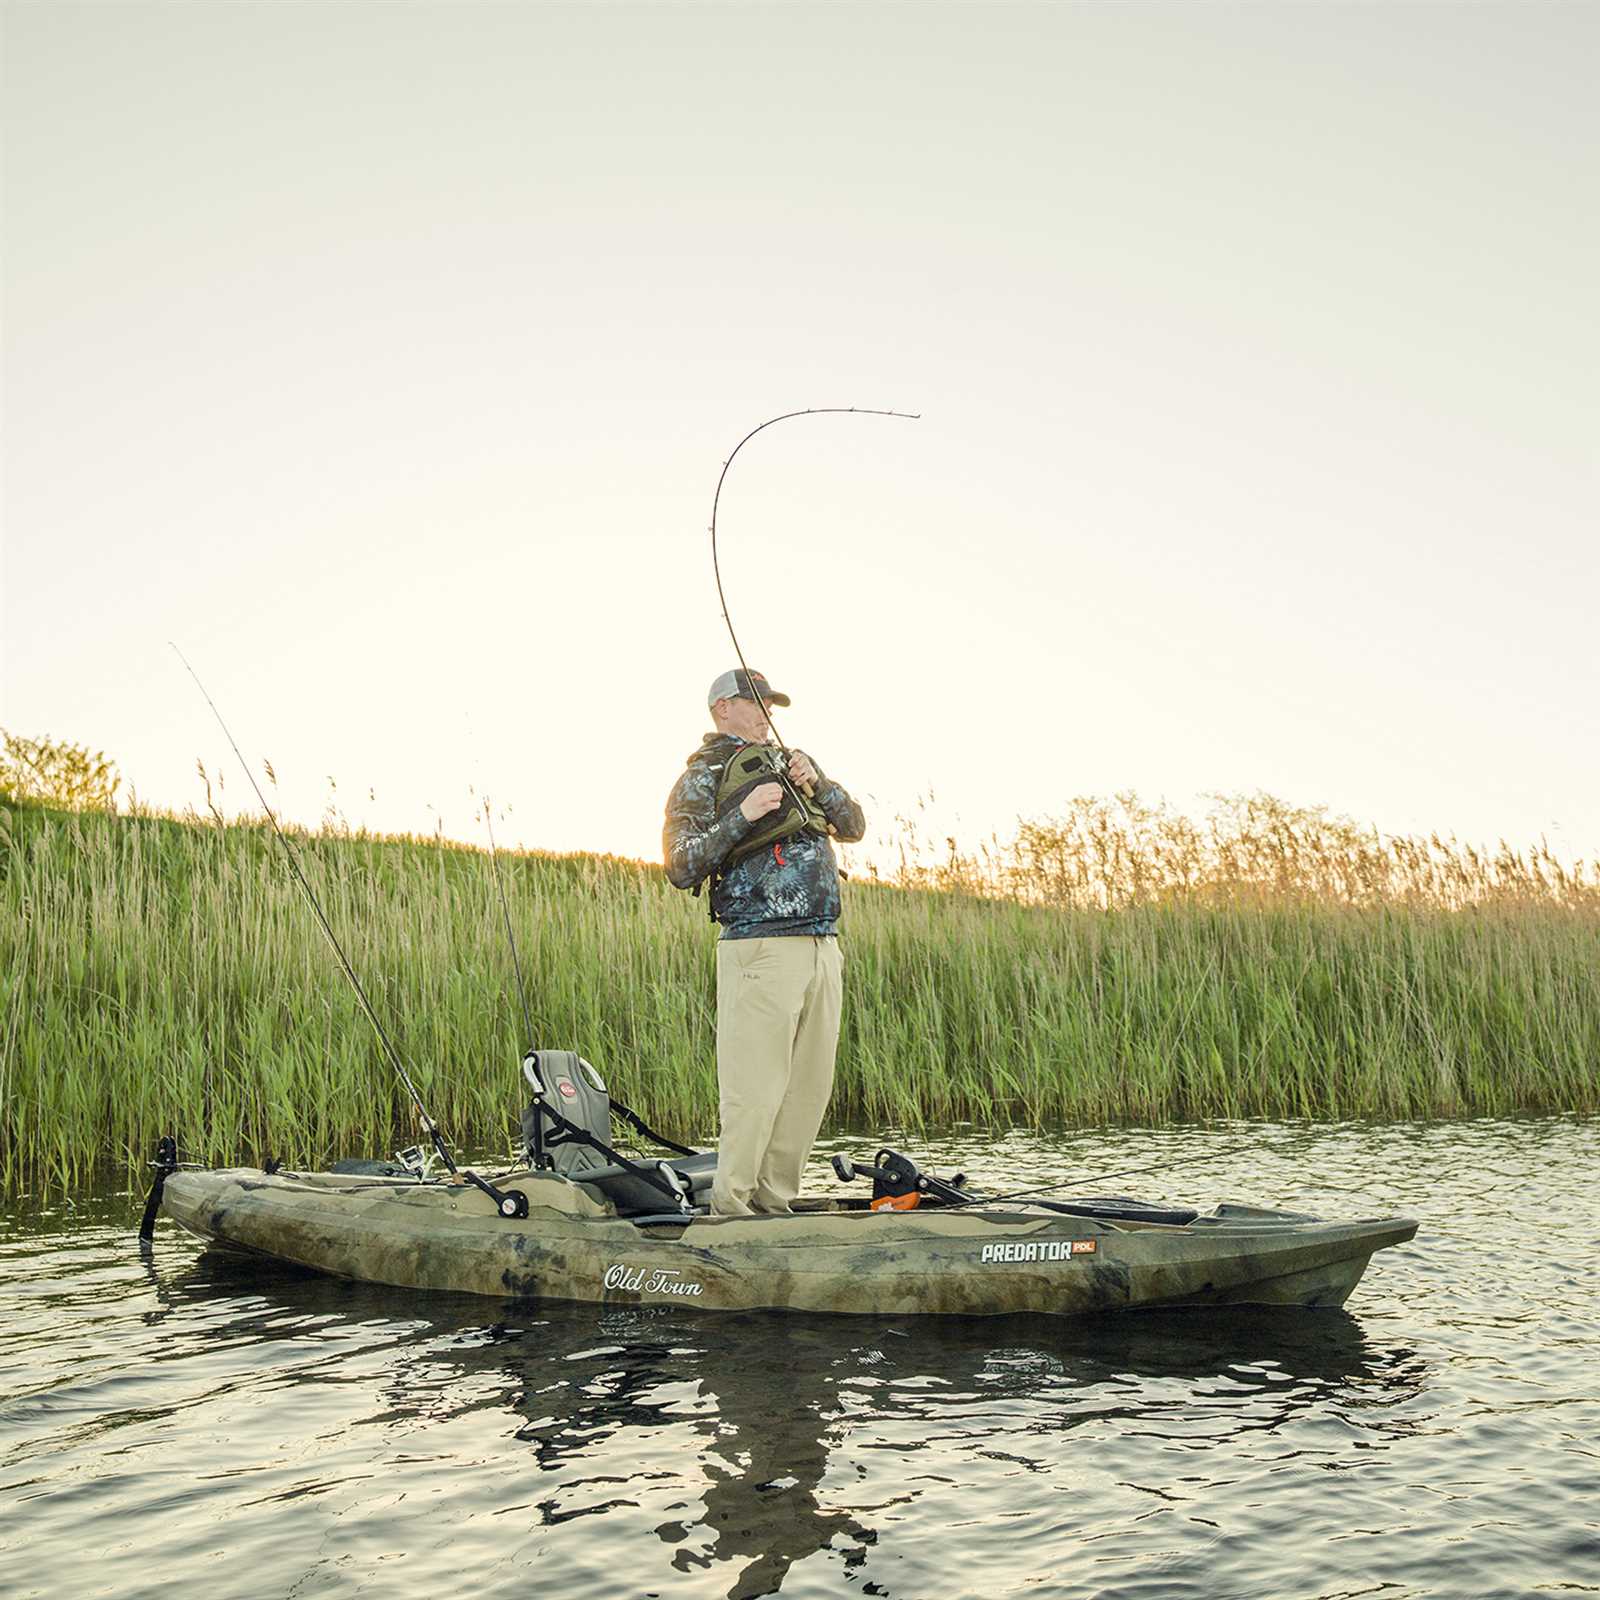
[0,729,122,811]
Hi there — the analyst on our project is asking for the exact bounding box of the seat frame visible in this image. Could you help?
[521,1050,711,1217]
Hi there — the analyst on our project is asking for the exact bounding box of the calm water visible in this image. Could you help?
[2,1119,1596,1600]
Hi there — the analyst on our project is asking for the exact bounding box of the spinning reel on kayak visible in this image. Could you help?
[831,1148,970,1211]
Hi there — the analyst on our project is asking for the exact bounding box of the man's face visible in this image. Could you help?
[714,695,776,742]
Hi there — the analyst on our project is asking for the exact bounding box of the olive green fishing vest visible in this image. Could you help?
[714,743,832,864]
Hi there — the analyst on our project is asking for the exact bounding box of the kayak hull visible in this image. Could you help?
[162,1167,1415,1317]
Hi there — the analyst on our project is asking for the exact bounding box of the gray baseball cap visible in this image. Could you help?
[707,668,791,709]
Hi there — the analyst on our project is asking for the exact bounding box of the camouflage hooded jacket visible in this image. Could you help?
[663,733,866,938]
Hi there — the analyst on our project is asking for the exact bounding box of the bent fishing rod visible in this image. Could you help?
[171,646,534,1216]
[710,406,918,815]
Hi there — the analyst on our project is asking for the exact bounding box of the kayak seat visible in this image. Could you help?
[521,1050,716,1217]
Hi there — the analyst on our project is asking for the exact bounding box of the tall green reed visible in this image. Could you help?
[2,792,1595,1196]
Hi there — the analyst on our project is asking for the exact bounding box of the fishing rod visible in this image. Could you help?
[170,644,459,1180]
[835,1144,1248,1211]
[962,1149,1245,1209]
[710,407,919,814]
[479,792,563,1176]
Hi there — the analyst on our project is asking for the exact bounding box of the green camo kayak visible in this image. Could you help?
[161,1163,1416,1316]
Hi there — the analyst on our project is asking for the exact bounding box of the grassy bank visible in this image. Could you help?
[2,795,1596,1194]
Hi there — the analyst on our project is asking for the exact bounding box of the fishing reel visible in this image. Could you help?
[831,1148,969,1210]
[719,742,833,846]
[393,1145,439,1180]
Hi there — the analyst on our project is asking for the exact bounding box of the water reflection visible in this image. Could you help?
[157,1250,1426,1598]
[653,1322,877,1600]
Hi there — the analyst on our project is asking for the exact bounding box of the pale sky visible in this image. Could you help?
[3,1,1595,868]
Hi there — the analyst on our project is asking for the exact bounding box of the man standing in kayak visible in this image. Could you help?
[664,668,866,1217]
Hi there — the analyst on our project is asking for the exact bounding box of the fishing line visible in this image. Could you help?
[170,643,459,1174]
[482,795,534,1049]
[710,406,919,813]
[463,707,535,1052]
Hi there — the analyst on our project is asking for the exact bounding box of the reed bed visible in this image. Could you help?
[889,791,1600,913]
[2,793,1596,1195]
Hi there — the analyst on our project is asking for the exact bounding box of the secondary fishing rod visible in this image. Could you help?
[171,644,458,1175]
[710,407,918,815]
[172,648,539,1216]
[961,1149,1248,1209]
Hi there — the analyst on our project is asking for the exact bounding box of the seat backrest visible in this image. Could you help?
[521,1050,613,1176]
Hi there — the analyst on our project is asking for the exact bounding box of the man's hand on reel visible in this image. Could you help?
[739,782,786,823]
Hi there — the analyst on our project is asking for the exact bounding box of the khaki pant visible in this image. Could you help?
[710,935,843,1216]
